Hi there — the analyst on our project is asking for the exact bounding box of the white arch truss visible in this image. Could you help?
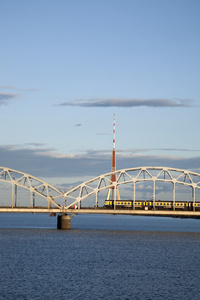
[64,166,200,209]
[0,167,63,208]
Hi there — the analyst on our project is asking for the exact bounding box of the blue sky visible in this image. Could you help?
[0,0,200,190]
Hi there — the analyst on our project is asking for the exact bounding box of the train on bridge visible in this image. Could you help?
[104,200,200,210]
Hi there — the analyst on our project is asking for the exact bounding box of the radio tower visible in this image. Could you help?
[106,114,120,201]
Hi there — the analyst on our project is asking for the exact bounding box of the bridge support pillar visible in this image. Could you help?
[57,214,71,230]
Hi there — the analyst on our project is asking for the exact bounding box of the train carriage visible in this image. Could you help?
[104,200,146,209]
[104,200,200,211]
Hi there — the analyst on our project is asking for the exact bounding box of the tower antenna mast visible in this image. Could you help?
[107,114,120,201]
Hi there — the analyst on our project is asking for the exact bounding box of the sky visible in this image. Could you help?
[0,0,200,192]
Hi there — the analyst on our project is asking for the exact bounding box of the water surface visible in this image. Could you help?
[0,214,200,299]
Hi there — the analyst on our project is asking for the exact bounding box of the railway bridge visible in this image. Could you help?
[0,166,200,229]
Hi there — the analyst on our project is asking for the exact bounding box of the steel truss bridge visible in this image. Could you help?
[0,167,200,217]
[1,166,200,217]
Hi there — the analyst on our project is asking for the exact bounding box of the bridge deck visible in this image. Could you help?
[0,207,200,218]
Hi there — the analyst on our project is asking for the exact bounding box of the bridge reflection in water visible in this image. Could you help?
[1,166,200,229]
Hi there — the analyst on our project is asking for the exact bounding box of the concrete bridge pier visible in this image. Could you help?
[57,214,71,230]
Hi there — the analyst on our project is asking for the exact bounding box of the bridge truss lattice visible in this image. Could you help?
[1,166,200,211]
[64,166,200,209]
[0,167,63,208]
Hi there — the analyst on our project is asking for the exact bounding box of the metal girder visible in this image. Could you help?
[64,166,200,208]
[0,167,63,208]
[1,166,200,210]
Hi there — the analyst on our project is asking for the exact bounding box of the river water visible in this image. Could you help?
[0,213,200,299]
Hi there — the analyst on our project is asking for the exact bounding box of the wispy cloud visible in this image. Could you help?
[0,93,17,105]
[24,143,46,147]
[0,85,37,106]
[57,98,193,108]
[0,85,37,92]
[117,148,200,154]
